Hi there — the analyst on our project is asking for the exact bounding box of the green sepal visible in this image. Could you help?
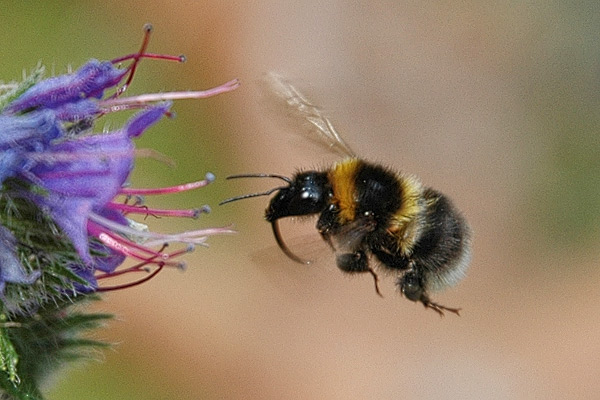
[0,179,92,315]
[0,179,113,399]
[0,297,112,400]
[0,64,45,112]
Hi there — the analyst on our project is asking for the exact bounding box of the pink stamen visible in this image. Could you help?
[95,231,160,262]
[163,245,194,259]
[115,23,151,95]
[93,239,194,292]
[120,23,152,62]
[142,226,235,248]
[119,173,215,196]
[96,243,187,280]
[96,229,158,257]
[88,211,231,245]
[109,24,185,98]
[101,79,240,109]
[90,223,165,259]
[96,264,165,292]
[89,220,206,262]
[96,266,151,280]
[111,52,185,65]
[108,202,210,218]
[101,248,189,279]
[123,195,144,207]
[169,226,236,239]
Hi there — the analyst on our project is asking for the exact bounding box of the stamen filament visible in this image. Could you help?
[108,202,210,218]
[112,23,153,96]
[111,52,185,65]
[95,231,161,262]
[95,233,185,267]
[101,79,240,108]
[89,212,232,246]
[119,173,215,195]
[89,224,163,258]
[142,228,235,248]
[97,264,165,291]
[91,224,202,263]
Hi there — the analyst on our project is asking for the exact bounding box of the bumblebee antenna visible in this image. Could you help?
[221,172,310,264]
[225,173,292,184]
[219,186,286,205]
[219,173,293,205]
[271,219,311,265]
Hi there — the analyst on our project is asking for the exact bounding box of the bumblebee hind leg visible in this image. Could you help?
[335,251,382,297]
[399,270,461,317]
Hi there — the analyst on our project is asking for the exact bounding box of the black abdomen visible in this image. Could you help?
[411,188,471,290]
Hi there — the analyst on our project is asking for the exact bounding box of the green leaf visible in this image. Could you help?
[0,298,112,399]
[0,322,20,385]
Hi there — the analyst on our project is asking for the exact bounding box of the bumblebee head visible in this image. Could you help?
[264,171,330,221]
[220,171,330,264]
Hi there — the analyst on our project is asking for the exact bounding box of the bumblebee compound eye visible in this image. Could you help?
[265,171,329,221]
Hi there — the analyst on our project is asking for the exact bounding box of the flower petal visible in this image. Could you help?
[6,60,125,113]
[124,102,171,138]
[0,110,63,183]
[28,130,134,262]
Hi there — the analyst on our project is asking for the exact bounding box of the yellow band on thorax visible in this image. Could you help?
[328,158,361,223]
[389,174,425,254]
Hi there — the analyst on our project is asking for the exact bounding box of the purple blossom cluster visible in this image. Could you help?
[0,26,238,294]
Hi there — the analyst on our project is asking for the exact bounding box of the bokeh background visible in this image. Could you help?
[2,1,600,399]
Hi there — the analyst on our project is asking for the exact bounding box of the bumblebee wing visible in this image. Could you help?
[265,72,356,158]
[327,215,377,255]
[325,216,384,296]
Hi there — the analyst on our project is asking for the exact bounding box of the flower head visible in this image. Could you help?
[0,24,238,298]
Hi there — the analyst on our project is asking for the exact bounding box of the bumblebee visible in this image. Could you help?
[221,74,471,316]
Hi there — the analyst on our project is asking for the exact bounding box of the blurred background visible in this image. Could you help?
[2,1,600,399]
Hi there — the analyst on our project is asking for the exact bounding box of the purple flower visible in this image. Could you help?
[0,25,239,293]
[4,59,125,114]
[0,110,63,183]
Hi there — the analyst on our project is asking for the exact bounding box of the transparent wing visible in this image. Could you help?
[265,72,356,158]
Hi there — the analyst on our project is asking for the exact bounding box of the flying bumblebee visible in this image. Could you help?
[221,74,472,316]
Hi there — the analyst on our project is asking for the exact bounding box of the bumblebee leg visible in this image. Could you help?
[336,251,382,297]
[420,297,461,317]
[399,270,460,317]
[367,268,382,298]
